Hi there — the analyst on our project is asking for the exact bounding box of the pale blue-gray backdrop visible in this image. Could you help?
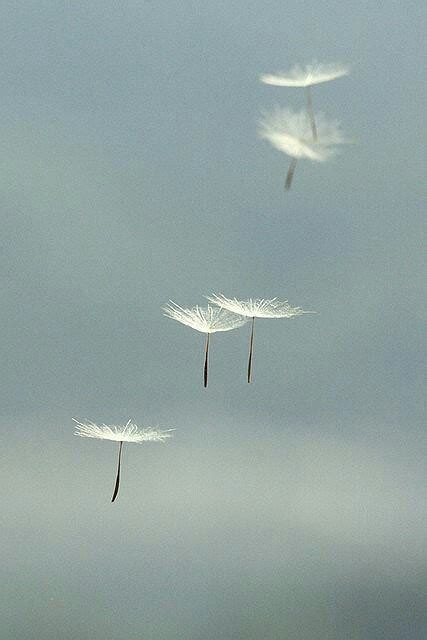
[1,2,426,639]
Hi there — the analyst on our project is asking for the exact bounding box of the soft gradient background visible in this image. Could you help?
[1,2,426,639]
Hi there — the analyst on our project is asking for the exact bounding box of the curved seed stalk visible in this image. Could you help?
[285,158,298,190]
[203,332,210,388]
[247,317,255,383]
[306,86,318,141]
[111,441,123,503]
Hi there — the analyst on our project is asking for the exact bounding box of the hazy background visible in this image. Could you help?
[1,2,426,638]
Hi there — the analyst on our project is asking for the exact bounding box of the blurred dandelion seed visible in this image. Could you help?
[260,61,349,141]
[163,301,248,387]
[73,418,173,502]
[207,294,313,383]
[259,107,348,190]
[260,61,349,88]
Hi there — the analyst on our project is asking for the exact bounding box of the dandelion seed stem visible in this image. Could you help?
[247,317,255,383]
[306,86,318,142]
[203,332,210,388]
[285,158,298,190]
[111,441,123,503]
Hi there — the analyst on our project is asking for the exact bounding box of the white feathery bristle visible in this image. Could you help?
[258,107,348,161]
[206,293,313,319]
[260,61,349,87]
[73,418,174,443]
[163,301,248,333]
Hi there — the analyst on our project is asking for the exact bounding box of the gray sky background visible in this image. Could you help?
[1,2,426,639]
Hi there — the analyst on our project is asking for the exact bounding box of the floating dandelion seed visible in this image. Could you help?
[207,294,313,383]
[163,301,248,388]
[73,418,173,502]
[259,107,348,189]
[260,61,349,141]
[260,61,349,88]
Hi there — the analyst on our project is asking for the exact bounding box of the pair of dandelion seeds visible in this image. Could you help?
[164,293,313,387]
[259,61,350,189]
[75,294,313,502]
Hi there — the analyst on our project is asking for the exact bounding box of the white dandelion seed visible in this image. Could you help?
[163,301,248,388]
[207,294,313,383]
[259,107,348,190]
[260,61,349,141]
[73,418,173,502]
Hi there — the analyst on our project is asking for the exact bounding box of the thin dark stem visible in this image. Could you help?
[306,86,318,142]
[285,158,298,190]
[203,332,210,388]
[111,441,123,503]
[247,317,255,383]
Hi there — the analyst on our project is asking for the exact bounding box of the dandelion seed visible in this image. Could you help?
[73,418,173,502]
[260,61,349,88]
[207,294,313,383]
[163,302,248,388]
[259,107,348,189]
[260,61,349,141]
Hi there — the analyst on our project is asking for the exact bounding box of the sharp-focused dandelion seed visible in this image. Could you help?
[260,62,349,142]
[73,418,173,502]
[163,301,248,387]
[207,294,313,383]
[259,107,348,189]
